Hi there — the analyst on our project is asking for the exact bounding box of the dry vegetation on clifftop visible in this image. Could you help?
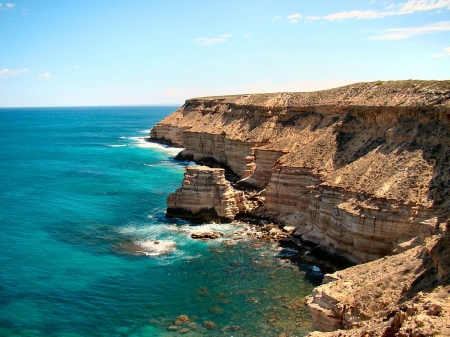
[150,80,450,336]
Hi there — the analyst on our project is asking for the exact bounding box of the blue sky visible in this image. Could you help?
[1,0,449,107]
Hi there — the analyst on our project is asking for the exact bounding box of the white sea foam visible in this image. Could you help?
[128,136,183,155]
[117,222,245,261]
[117,224,172,237]
[168,222,239,236]
[140,129,151,134]
[135,240,177,256]
[108,144,127,147]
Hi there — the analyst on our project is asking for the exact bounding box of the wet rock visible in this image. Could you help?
[223,240,236,246]
[167,325,178,331]
[178,327,189,334]
[191,231,223,239]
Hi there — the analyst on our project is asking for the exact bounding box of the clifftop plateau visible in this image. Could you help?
[150,80,450,336]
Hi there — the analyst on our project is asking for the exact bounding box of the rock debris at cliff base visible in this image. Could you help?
[150,80,450,336]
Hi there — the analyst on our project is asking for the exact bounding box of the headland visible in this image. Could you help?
[150,80,450,336]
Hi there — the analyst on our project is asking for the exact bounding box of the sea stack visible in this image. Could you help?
[166,165,247,222]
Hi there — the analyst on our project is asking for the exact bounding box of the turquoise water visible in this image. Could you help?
[0,106,318,337]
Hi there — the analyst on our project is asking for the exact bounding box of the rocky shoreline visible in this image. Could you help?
[150,80,450,336]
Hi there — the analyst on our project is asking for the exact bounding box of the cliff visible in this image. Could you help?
[150,80,450,335]
[151,80,450,262]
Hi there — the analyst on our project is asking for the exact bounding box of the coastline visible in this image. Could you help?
[145,136,356,271]
[149,80,450,336]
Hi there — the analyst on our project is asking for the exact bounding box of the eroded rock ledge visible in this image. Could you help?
[150,80,450,335]
[166,165,251,222]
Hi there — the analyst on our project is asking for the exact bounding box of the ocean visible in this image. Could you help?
[0,106,319,337]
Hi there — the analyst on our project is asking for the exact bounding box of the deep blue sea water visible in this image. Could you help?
[0,106,318,337]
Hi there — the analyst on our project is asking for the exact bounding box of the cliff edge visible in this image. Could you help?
[150,80,450,335]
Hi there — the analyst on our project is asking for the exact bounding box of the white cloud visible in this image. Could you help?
[369,20,450,39]
[288,13,302,23]
[0,2,15,10]
[36,72,52,80]
[294,0,450,22]
[193,33,232,46]
[394,0,450,15]
[430,46,450,57]
[0,67,30,79]
[308,10,382,21]
[272,15,282,21]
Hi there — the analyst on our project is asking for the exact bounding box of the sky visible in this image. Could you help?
[0,0,449,107]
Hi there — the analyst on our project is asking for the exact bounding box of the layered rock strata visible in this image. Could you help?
[151,80,450,335]
[152,80,450,263]
[166,165,247,222]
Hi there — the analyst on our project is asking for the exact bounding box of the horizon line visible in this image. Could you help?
[0,103,184,109]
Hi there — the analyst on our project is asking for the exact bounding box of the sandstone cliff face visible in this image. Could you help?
[166,165,247,222]
[151,80,450,336]
[151,80,450,263]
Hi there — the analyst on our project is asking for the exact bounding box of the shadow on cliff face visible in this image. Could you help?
[276,237,356,286]
[415,121,450,208]
[401,231,450,303]
[174,152,241,183]
[333,113,450,209]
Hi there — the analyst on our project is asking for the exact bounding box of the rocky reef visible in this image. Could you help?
[150,80,450,336]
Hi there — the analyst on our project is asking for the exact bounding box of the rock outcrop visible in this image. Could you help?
[306,232,450,337]
[191,231,223,239]
[150,80,450,335]
[166,165,247,222]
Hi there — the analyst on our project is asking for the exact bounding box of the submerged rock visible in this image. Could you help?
[203,320,218,330]
[174,315,190,325]
[113,239,177,257]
